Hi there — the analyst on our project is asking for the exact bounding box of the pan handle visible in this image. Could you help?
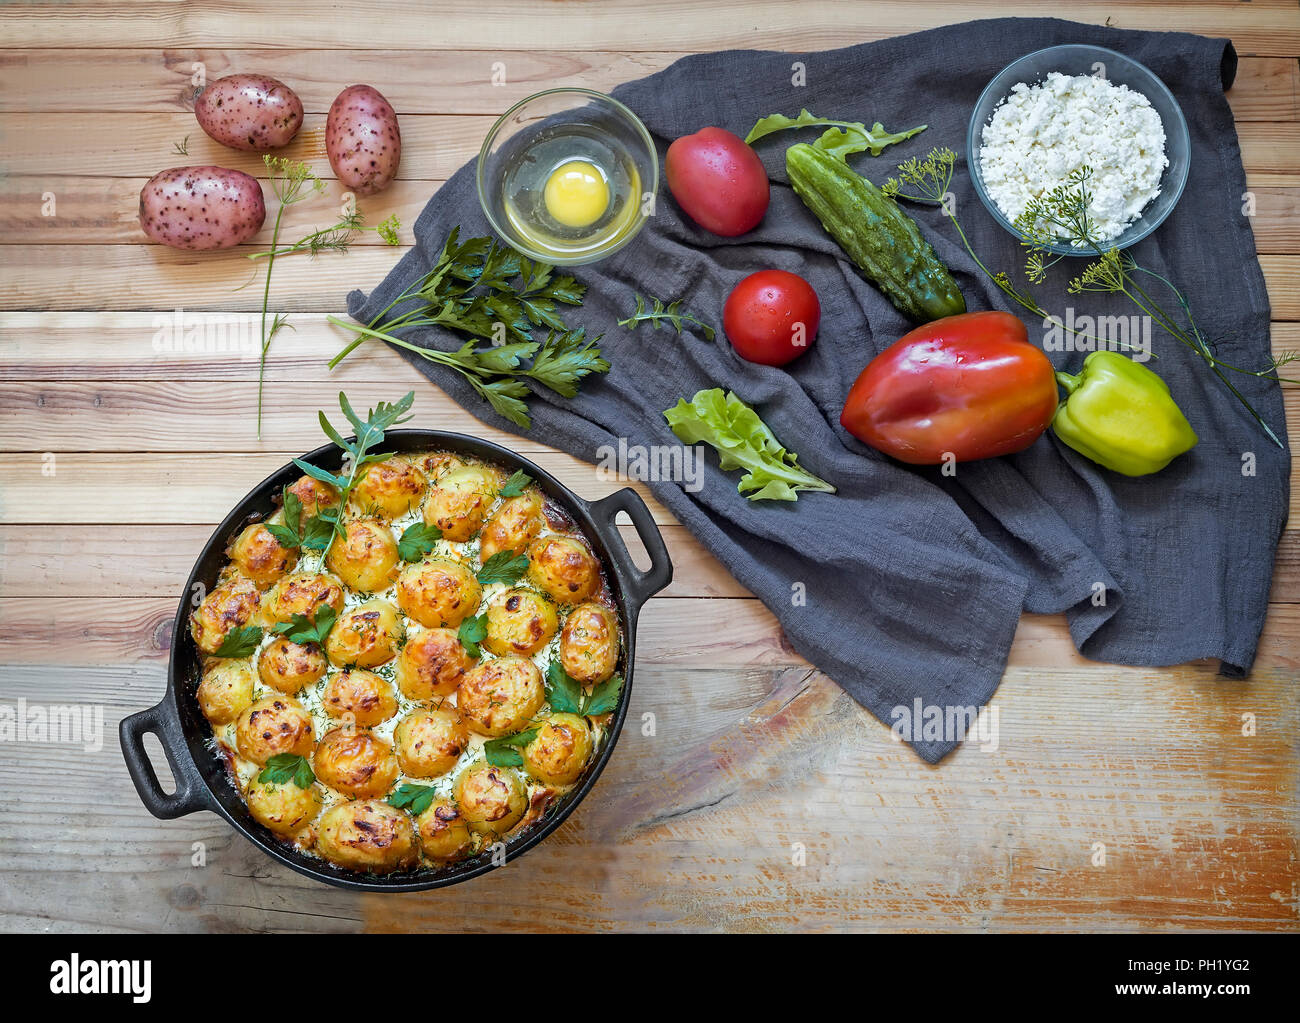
[587,487,674,616]
[120,696,214,820]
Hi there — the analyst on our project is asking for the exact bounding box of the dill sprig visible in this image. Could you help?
[248,212,402,262]
[618,292,715,340]
[327,227,606,429]
[887,148,1297,445]
[1018,168,1298,447]
[881,148,1118,351]
[252,156,401,437]
[256,156,325,437]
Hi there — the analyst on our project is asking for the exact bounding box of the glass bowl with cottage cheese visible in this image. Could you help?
[967,45,1190,255]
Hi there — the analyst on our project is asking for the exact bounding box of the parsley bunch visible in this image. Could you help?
[326,228,608,428]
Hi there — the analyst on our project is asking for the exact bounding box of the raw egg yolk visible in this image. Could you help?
[543,161,609,228]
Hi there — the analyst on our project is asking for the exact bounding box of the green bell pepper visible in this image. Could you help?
[1052,351,1198,477]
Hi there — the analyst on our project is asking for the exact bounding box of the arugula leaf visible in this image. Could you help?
[664,389,836,502]
[271,606,336,646]
[292,458,348,490]
[745,109,926,159]
[544,660,584,715]
[339,391,415,456]
[457,613,488,658]
[258,753,315,789]
[476,551,530,586]
[483,728,540,768]
[397,521,442,562]
[301,391,415,560]
[619,293,716,341]
[582,674,624,716]
[388,782,438,815]
[213,625,263,658]
[499,470,532,498]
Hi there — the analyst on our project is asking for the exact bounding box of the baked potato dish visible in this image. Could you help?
[190,451,622,874]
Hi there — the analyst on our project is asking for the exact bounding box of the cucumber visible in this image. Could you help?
[786,142,965,322]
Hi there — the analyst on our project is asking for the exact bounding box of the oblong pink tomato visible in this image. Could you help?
[665,126,769,237]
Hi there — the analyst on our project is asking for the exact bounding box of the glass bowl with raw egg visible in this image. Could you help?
[477,88,657,265]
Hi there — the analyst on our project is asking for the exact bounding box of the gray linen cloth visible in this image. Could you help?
[348,17,1288,762]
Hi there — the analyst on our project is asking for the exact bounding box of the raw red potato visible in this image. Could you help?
[194,74,305,152]
[665,126,769,236]
[723,270,820,366]
[326,85,402,196]
[138,166,266,250]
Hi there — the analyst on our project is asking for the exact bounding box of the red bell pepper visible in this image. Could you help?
[840,311,1058,464]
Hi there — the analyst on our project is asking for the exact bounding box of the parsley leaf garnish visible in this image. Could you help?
[299,508,337,550]
[266,484,337,550]
[581,674,624,716]
[476,551,529,586]
[457,613,488,658]
[271,606,336,647]
[258,753,315,789]
[388,782,438,815]
[499,470,532,498]
[544,660,584,715]
[545,660,625,717]
[397,521,442,562]
[213,625,263,658]
[483,728,540,768]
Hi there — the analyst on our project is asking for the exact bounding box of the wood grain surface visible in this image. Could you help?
[0,0,1296,933]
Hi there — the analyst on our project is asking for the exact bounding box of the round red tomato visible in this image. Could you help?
[722,270,820,366]
[665,126,769,237]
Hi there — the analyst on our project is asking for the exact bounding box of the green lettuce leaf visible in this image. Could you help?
[663,389,836,503]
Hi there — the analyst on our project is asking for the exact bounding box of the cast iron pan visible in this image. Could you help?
[120,429,672,892]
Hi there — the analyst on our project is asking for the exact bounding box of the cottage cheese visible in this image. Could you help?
[979,72,1168,244]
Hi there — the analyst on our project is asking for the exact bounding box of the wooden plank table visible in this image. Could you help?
[0,0,1297,933]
